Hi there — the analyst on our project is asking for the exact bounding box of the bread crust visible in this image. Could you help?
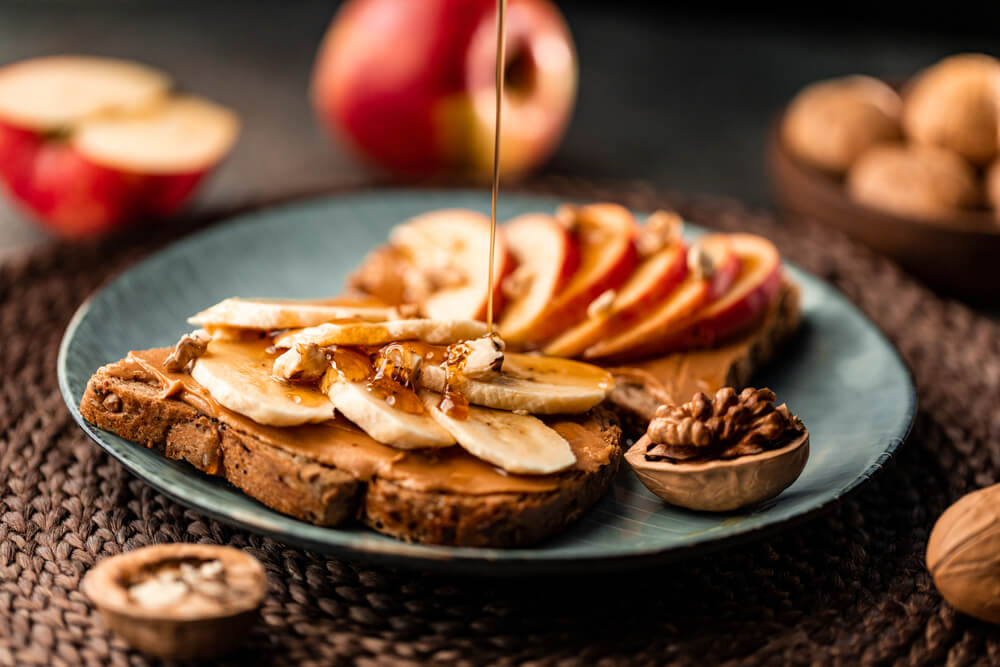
[81,367,623,547]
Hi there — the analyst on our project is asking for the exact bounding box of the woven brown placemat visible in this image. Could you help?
[2,178,998,666]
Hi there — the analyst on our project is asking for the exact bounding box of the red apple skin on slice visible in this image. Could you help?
[653,234,783,353]
[498,213,580,343]
[543,240,687,358]
[582,234,741,362]
[390,209,515,321]
[517,203,639,345]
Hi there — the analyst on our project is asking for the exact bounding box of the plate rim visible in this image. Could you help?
[56,189,918,575]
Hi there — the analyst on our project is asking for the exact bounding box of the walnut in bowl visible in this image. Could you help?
[82,543,267,660]
[903,53,1000,166]
[846,143,981,221]
[625,387,809,512]
[781,75,902,173]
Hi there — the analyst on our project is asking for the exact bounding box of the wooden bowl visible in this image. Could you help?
[768,121,1000,301]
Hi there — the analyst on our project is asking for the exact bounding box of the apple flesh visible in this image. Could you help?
[544,240,687,358]
[0,56,239,239]
[582,235,741,361]
[515,203,639,346]
[310,0,577,178]
[498,213,580,342]
[652,234,783,352]
[389,209,514,321]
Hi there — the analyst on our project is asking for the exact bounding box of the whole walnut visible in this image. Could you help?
[927,483,1000,623]
[782,75,902,173]
[903,53,1000,166]
[846,143,980,220]
[987,160,1000,218]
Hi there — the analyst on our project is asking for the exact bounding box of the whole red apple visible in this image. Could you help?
[0,56,239,239]
[311,0,577,178]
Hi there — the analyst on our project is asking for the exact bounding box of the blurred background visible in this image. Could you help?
[2,1,1000,294]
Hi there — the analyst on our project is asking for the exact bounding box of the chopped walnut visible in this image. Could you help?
[636,210,683,257]
[273,343,329,382]
[400,263,466,305]
[645,387,805,462]
[458,334,505,378]
[126,558,243,614]
[373,342,425,389]
[163,332,210,373]
[687,242,716,280]
[587,289,617,318]
[501,265,534,300]
[393,303,422,319]
[555,203,579,231]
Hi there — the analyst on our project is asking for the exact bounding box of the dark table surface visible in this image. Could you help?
[1,1,999,258]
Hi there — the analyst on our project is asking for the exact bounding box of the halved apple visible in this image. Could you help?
[583,234,741,361]
[652,234,783,352]
[389,209,515,321]
[516,203,639,345]
[497,213,580,343]
[0,56,239,238]
[544,240,687,357]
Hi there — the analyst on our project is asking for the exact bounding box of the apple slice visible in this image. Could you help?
[517,203,639,345]
[0,55,169,130]
[389,209,514,321]
[653,234,783,352]
[497,213,580,343]
[583,235,741,361]
[544,241,687,357]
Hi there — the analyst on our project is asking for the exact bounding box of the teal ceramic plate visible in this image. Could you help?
[58,190,915,574]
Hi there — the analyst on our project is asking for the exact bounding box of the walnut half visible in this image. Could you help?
[82,544,267,660]
[625,386,809,512]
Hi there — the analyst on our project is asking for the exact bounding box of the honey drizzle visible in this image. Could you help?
[485,0,507,332]
[440,341,471,420]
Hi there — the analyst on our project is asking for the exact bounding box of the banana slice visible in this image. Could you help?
[274,319,488,348]
[420,352,613,414]
[190,339,334,426]
[323,375,455,449]
[420,391,576,474]
[189,297,396,330]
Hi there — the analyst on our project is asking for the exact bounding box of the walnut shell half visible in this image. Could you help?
[82,543,267,660]
[625,429,809,512]
[927,483,1000,623]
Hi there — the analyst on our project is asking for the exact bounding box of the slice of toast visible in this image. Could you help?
[80,360,623,547]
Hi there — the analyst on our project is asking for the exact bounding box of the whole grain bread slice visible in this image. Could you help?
[80,364,623,547]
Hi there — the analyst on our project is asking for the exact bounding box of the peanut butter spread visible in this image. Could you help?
[113,347,613,496]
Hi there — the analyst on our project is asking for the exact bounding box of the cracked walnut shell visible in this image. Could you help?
[82,543,267,660]
[626,387,809,512]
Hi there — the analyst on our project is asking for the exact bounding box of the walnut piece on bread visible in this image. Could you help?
[782,75,902,173]
[163,331,209,372]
